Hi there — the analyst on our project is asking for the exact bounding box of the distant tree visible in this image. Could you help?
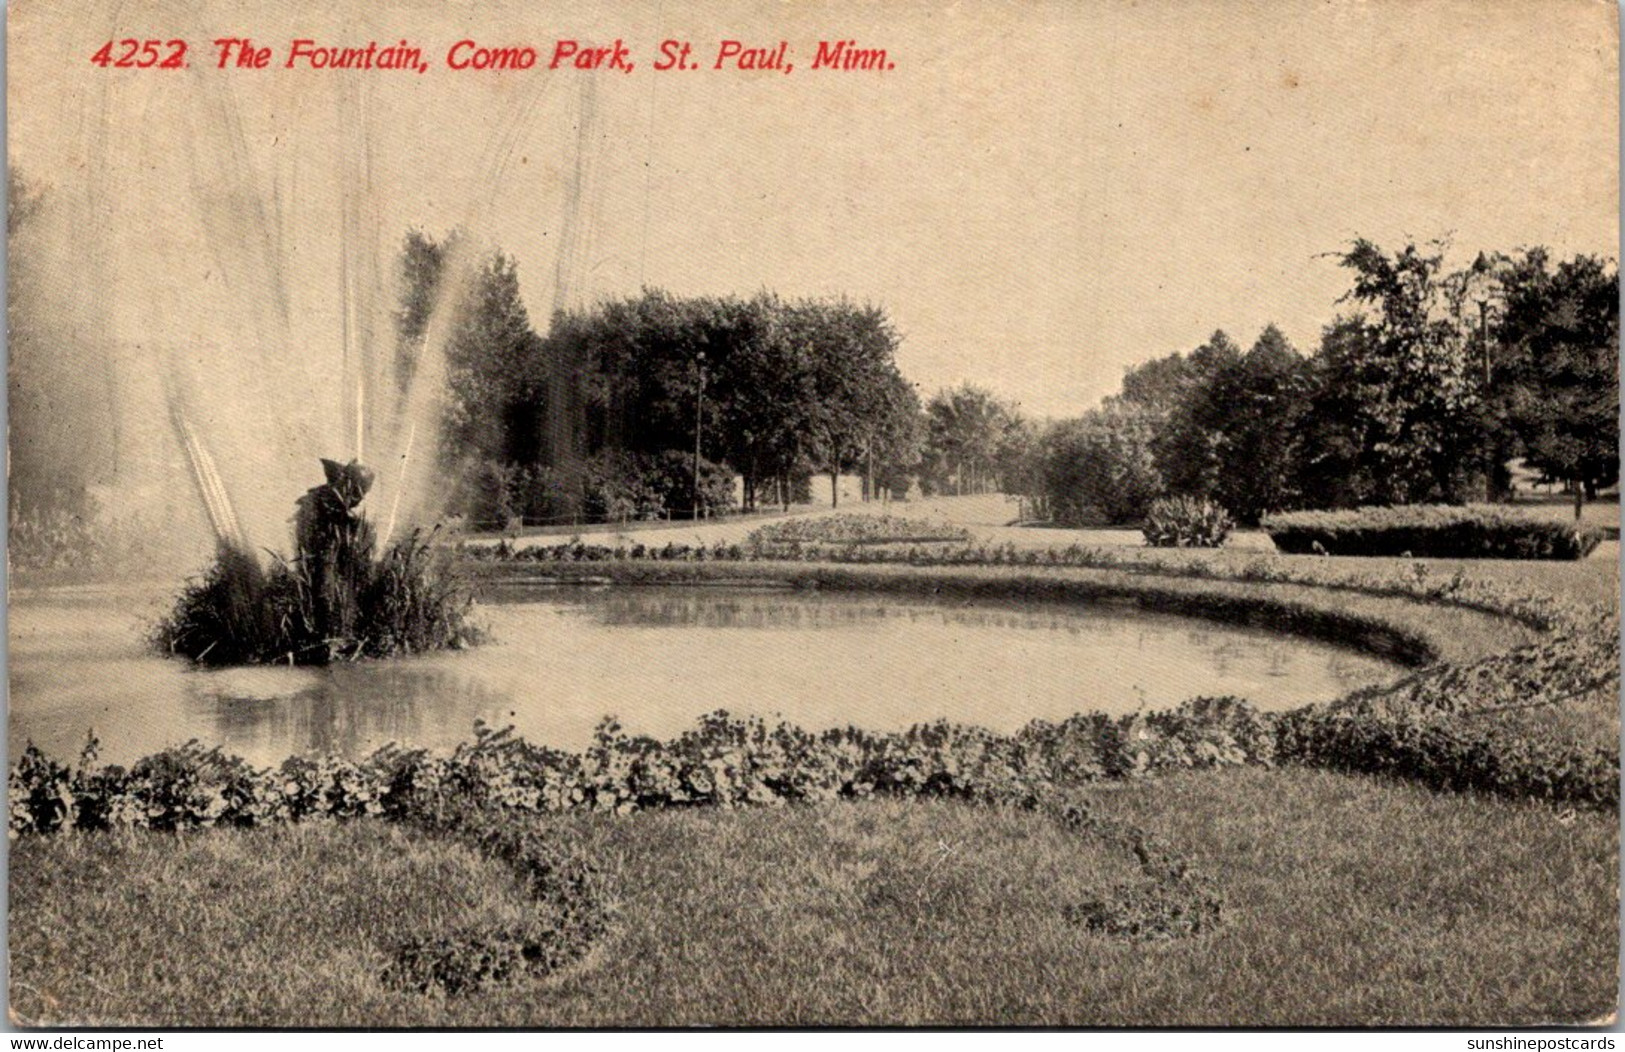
[994,413,1046,514]
[792,299,911,507]
[923,384,1013,496]
[1209,325,1313,523]
[1042,403,1163,525]
[401,238,547,521]
[1145,330,1244,500]
[1117,353,1195,413]
[8,168,108,520]
[1490,249,1619,504]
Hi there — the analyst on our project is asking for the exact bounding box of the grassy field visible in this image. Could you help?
[11,769,1615,1027]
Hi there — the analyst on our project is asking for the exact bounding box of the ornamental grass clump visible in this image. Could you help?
[1141,497,1235,549]
[154,460,482,666]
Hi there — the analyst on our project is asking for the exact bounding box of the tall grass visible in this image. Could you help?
[154,527,481,666]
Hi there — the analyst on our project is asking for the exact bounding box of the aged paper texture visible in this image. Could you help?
[7,0,1620,1029]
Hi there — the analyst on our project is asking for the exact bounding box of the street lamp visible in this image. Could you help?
[693,351,706,520]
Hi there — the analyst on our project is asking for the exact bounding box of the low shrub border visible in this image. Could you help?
[1261,505,1605,561]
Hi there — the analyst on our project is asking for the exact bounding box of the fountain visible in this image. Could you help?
[154,456,481,666]
[12,12,613,663]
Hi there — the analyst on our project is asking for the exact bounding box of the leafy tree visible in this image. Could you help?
[1304,239,1483,505]
[8,169,113,520]
[1041,403,1163,525]
[1144,330,1244,499]
[1209,326,1313,523]
[994,413,1047,515]
[923,384,1013,495]
[1490,249,1619,502]
[791,299,912,507]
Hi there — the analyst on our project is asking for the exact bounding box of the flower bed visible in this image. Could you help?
[746,513,971,546]
[1261,505,1605,560]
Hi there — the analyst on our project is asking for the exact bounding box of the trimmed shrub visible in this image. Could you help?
[1142,497,1235,549]
[1262,505,1604,560]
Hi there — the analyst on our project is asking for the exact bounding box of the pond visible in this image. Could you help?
[9,584,1403,767]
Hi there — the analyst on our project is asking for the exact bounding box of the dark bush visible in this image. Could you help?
[1262,505,1604,560]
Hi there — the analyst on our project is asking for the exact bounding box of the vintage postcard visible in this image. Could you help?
[6,0,1619,1030]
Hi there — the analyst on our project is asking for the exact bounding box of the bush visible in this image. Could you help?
[154,529,482,666]
[580,450,737,523]
[1262,505,1604,560]
[581,451,666,523]
[1141,497,1235,548]
[1043,405,1164,526]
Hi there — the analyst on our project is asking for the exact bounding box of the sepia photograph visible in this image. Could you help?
[5,0,1620,1029]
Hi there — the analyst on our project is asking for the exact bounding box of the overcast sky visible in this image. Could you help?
[11,0,1618,420]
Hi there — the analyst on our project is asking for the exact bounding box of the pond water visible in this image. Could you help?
[9,584,1402,767]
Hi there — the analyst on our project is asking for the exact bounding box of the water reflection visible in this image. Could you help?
[10,586,1402,766]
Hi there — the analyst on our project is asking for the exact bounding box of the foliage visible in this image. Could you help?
[580,450,667,523]
[1262,505,1604,560]
[8,167,120,527]
[921,385,1016,496]
[1141,497,1235,548]
[746,513,971,546]
[1313,239,1483,504]
[8,503,176,579]
[154,528,482,666]
[1041,403,1164,525]
[1489,249,1619,499]
[542,290,919,513]
[1002,240,1615,522]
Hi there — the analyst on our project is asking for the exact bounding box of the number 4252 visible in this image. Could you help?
[90,39,188,69]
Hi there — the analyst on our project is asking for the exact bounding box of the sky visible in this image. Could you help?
[9,0,1619,422]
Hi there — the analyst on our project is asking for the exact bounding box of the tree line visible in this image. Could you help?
[920,240,1618,526]
[403,231,922,524]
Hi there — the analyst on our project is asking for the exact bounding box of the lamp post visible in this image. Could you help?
[693,351,706,521]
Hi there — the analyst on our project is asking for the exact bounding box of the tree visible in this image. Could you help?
[1041,403,1163,525]
[398,233,547,521]
[1208,325,1312,523]
[538,290,917,514]
[791,299,911,507]
[994,413,1046,515]
[923,385,1013,495]
[1143,330,1244,499]
[8,168,114,520]
[1490,249,1619,503]
[1304,239,1483,505]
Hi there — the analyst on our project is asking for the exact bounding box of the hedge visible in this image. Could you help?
[1261,505,1604,560]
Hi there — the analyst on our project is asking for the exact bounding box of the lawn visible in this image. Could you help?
[10,769,1616,1027]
